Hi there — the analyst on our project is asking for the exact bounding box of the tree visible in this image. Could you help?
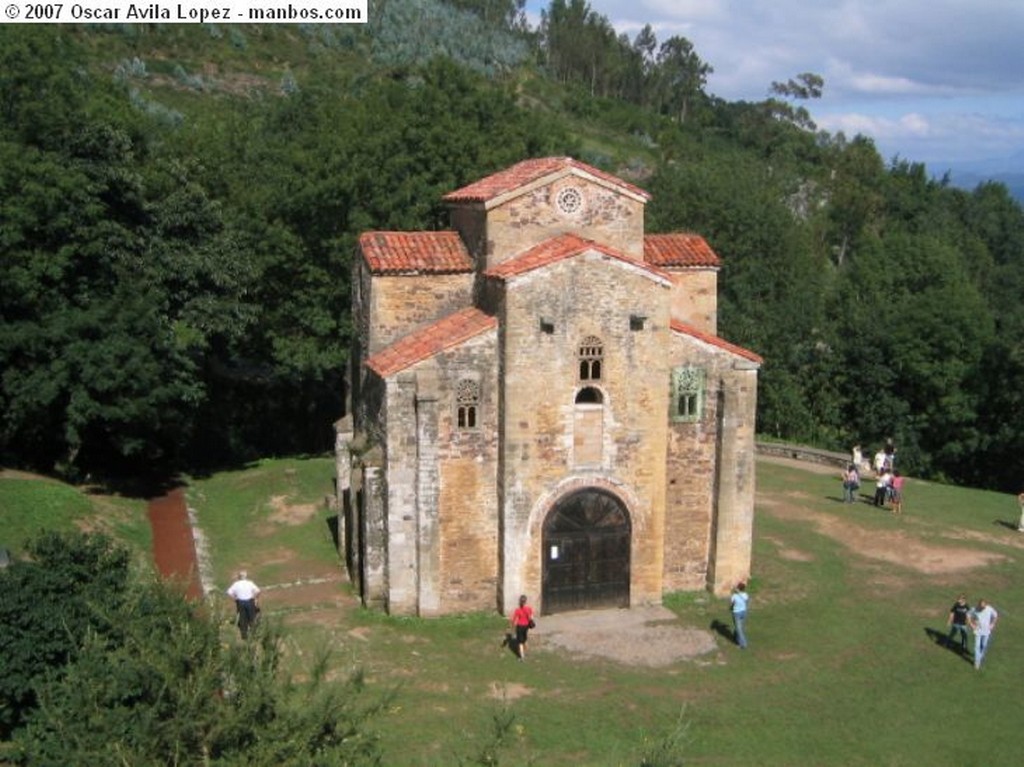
[765,72,824,131]
[3,531,388,765]
[0,531,131,735]
[652,36,712,124]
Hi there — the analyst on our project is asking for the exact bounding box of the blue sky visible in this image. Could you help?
[524,0,1024,171]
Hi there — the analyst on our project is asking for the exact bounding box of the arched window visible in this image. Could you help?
[578,336,603,381]
[456,379,480,429]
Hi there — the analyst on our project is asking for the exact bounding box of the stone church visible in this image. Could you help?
[335,157,760,618]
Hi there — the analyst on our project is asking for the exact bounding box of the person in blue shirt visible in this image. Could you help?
[730,581,750,649]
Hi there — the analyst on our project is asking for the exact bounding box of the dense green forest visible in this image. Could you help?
[2,1,1023,491]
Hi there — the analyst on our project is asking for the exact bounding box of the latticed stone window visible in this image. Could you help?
[672,366,706,422]
[578,336,603,381]
[456,379,480,429]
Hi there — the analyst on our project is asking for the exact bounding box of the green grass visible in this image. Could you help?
[0,474,150,556]
[8,457,1024,765]
[185,455,341,587]
[186,456,1024,766]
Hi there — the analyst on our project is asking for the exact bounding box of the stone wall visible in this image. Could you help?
[367,272,474,355]
[668,268,719,335]
[484,178,646,269]
[495,251,672,613]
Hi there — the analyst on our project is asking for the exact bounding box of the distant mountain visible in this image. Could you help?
[927,151,1024,203]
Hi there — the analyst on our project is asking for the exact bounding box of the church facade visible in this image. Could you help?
[335,157,760,617]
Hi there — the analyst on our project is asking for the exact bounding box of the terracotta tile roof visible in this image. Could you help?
[359,231,473,274]
[645,234,721,268]
[443,157,651,204]
[485,233,671,283]
[366,307,497,378]
[670,320,763,364]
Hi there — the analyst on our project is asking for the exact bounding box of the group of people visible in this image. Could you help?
[842,441,904,513]
[226,570,1003,674]
[946,594,999,670]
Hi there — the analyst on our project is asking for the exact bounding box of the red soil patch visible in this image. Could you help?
[147,488,203,601]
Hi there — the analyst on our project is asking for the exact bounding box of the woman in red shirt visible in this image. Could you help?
[509,594,534,662]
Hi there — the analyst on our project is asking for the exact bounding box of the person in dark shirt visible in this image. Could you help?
[946,594,970,654]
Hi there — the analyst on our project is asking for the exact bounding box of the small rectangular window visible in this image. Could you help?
[630,315,646,331]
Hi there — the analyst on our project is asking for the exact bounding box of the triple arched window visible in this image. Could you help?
[578,336,603,381]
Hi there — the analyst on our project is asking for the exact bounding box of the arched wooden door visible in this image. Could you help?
[542,489,630,614]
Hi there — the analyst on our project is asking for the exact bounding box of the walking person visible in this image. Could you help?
[946,594,970,655]
[874,467,892,508]
[890,471,905,515]
[841,464,860,504]
[227,570,261,640]
[1017,490,1024,532]
[509,594,534,662]
[730,581,750,649]
[968,598,999,670]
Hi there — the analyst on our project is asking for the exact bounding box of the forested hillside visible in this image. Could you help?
[2,0,1023,491]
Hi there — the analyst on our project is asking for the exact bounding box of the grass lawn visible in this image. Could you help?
[186,456,1024,767]
[0,471,151,556]
[5,457,1021,765]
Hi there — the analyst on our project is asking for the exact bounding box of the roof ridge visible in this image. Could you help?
[670,319,763,364]
[365,307,497,378]
[443,157,651,204]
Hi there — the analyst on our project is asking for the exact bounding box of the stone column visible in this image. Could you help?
[386,374,419,615]
[334,415,353,556]
[415,374,441,616]
[361,459,386,609]
[709,364,758,596]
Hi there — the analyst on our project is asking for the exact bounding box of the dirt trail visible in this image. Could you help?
[147,488,203,601]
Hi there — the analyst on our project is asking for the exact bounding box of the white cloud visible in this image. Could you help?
[529,0,1024,163]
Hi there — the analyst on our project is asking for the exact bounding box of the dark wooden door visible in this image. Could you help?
[542,489,630,614]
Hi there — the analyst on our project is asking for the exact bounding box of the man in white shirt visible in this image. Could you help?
[968,598,999,670]
[227,570,261,639]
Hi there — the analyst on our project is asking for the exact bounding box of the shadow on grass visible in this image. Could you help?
[924,627,973,664]
[501,632,522,659]
[993,520,1020,532]
[710,619,738,646]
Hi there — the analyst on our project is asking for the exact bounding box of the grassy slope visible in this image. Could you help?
[185,457,1024,766]
[0,472,151,555]
[4,458,1022,764]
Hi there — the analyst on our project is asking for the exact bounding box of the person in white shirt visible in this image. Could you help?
[968,598,999,670]
[227,570,261,639]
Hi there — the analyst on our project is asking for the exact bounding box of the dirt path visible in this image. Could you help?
[147,488,203,601]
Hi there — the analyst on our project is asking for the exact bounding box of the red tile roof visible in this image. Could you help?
[443,157,651,204]
[644,234,721,268]
[365,307,497,378]
[359,231,473,274]
[670,320,763,364]
[485,233,671,283]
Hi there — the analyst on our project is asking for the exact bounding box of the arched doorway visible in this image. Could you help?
[542,489,630,614]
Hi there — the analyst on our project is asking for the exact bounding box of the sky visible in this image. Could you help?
[524,0,1024,171]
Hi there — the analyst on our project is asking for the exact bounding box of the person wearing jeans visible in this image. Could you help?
[969,598,999,669]
[730,581,749,649]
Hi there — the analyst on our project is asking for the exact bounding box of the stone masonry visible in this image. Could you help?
[338,157,761,617]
